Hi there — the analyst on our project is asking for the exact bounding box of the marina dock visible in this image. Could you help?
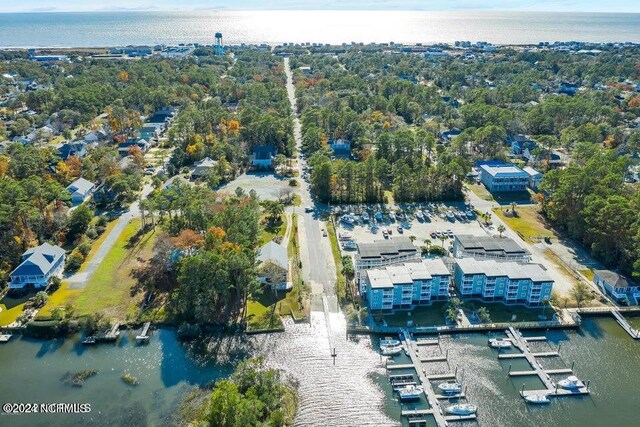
[136,322,151,343]
[498,351,559,359]
[387,330,477,427]
[98,323,120,342]
[504,327,590,399]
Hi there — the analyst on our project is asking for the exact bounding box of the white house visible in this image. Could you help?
[594,269,639,305]
[67,177,95,205]
[523,166,543,190]
[9,243,66,289]
[257,241,290,290]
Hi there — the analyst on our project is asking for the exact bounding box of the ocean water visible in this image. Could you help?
[1,10,640,48]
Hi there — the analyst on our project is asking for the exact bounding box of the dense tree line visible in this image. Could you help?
[540,147,640,280]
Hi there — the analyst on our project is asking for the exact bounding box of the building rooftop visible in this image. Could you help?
[480,163,528,177]
[455,258,553,282]
[594,269,637,289]
[67,177,95,194]
[258,241,288,270]
[523,166,542,177]
[366,258,450,289]
[11,243,65,277]
[357,236,417,260]
[455,234,530,258]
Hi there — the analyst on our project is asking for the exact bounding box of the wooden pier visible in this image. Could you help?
[386,363,415,370]
[136,322,151,343]
[416,338,440,346]
[420,355,447,363]
[505,327,590,399]
[499,351,559,359]
[389,330,477,426]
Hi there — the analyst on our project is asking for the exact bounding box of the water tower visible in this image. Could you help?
[215,32,224,56]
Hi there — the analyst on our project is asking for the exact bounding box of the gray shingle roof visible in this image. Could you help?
[67,177,95,195]
[594,269,636,288]
[357,237,417,260]
[455,235,530,257]
[12,243,65,277]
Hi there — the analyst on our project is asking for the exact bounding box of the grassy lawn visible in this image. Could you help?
[260,214,287,246]
[39,219,158,322]
[493,206,554,242]
[292,194,302,207]
[246,290,284,331]
[379,302,449,327]
[77,218,118,272]
[0,293,34,326]
[580,269,595,281]
[467,183,494,201]
[326,220,346,302]
[472,301,555,323]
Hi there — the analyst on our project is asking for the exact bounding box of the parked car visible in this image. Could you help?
[397,225,404,234]
[305,206,314,213]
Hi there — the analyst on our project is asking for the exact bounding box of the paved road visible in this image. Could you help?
[65,173,161,290]
[283,57,337,305]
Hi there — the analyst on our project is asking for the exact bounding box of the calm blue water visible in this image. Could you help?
[0,11,640,47]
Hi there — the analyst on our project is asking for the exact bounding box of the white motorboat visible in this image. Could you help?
[438,380,462,394]
[446,403,478,416]
[397,384,424,400]
[382,345,403,356]
[488,338,512,348]
[524,393,551,404]
[340,214,355,225]
[558,375,585,390]
[380,339,401,347]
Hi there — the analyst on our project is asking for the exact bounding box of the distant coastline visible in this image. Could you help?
[1,10,640,48]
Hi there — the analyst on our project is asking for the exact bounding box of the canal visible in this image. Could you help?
[0,315,639,426]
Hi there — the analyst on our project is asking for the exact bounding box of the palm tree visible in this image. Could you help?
[423,239,431,250]
[497,224,506,238]
[510,201,518,216]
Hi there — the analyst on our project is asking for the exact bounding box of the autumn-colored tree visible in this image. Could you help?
[0,155,9,178]
[65,156,82,178]
[128,145,145,168]
[171,229,204,256]
[118,70,129,82]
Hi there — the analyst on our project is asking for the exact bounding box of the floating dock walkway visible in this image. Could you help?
[136,322,151,343]
[385,330,477,427]
[503,327,590,399]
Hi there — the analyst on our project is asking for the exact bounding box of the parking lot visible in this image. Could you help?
[219,171,293,200]
[333,202,494,249]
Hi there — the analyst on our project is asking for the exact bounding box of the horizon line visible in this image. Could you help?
[2,9,640,15]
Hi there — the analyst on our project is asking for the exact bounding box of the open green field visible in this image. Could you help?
[39,219,159,321]
[493,206,554,242]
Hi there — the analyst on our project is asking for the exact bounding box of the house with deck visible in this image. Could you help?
[362,259,451,311]
[454,258,553,306]
[594,269,639,305]
[9,243,66,289]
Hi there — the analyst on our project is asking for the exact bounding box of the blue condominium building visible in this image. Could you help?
[454,258,553,306]
[362,259,451,311]
[479,162,530,192]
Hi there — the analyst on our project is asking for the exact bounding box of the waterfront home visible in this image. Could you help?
[479,162,530,192]
[454,258,553,306]
[58,141,87,160]
[66,177,95,205]
[257,241,290,290]
[355,237,420,288]
[593,269,639,305]
[452,235,531,262]
[523,166,543,190]
[9,243,66,290]
[250,145,277,168]
[362,259,451,311]
[190,157,218,180]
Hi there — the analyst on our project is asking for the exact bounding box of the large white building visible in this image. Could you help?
[362,259,451,311]
[9,243,66,290]
[453,258,553,306]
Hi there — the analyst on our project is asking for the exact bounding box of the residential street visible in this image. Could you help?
[284,57,337,307]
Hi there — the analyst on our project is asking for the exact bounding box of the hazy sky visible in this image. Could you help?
[1,0,639,13]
